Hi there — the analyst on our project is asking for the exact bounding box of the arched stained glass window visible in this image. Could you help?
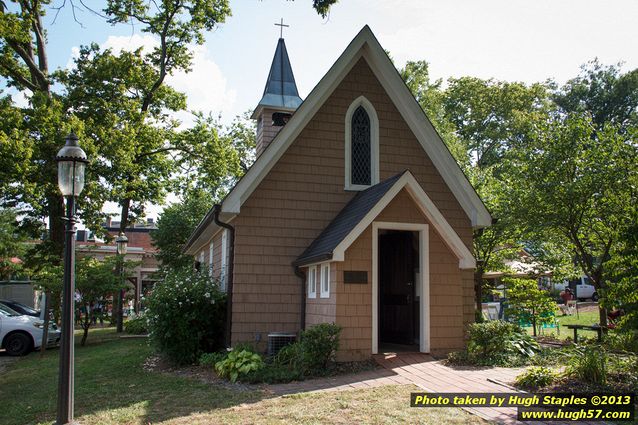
[351,106,371,186]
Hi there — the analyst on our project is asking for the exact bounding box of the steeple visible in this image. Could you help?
[252,36,303,157]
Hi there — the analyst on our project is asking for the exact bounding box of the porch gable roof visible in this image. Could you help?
[293,170,476,269]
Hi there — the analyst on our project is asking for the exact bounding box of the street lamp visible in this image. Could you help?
[115,232,128,333]
[55,132,87,425]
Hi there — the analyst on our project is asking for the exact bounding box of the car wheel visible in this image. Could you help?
[4,333,32,356]
[592,292,599,302]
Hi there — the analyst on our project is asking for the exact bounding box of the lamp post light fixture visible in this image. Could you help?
[115,232,128,333]
[55,132,88,425]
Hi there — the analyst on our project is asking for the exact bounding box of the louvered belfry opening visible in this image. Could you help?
[351,105,371,185]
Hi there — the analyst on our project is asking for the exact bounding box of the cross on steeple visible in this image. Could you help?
[275,18,289,38]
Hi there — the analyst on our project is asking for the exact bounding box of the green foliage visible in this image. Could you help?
[604,331,638,354]
[504,278,556,335]
[75,256,129,345]
[241,362,304,384]
[146,268,226,365]
[605,211,638,333]
[311,0,339,17]
[565,345,607,386]
[0,208,27,280]
[240,323,342,384]
[215,349,264,383]
[466,320,539,366]
[515,366,558,390]
[199,351,228,367]
[124,314,149,335]
[298,322,342,370]
[274,323,341,373]
[152,190,213,270]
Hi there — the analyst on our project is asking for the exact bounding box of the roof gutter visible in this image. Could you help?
[213,204,235,348]
[183,207,217,254]
[293,265,306,331]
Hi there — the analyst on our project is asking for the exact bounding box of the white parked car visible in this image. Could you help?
[0,303,61,356]
[554,277,598,301]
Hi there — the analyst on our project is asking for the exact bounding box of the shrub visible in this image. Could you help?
[566,345,607,386]
[515,366,557,390]
[446,350,469,365]
[215,349,264,383]
[199,351,227,367]
[504,277,556,336]
[242,363,304,384]
[466,320,538,366]
[124,314,148,335]
[299,323,341,370]
[605,330,638,353]
[146,268,226,365]
[273,323,342,375]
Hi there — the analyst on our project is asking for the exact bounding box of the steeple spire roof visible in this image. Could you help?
[252,38,302,118]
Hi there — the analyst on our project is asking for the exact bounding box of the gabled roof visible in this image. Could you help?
[295,172,405,266]
[223,25,491,227]
[185,25,491,255]
[294,170,476,269]
[251,38,303,119]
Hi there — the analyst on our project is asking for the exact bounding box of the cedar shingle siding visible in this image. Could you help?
[229,58,474,357]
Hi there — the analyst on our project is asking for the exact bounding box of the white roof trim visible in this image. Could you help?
[221,25,491,228]
[332,171,476,270]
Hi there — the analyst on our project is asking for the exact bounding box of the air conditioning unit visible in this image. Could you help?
[267,332,296,357]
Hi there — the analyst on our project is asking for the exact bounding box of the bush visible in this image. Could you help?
[215,349,264,383]
[242,362,304,384]
[199,351,227,367]
[124,314,148,335]
[146,268,226,365]
[466,320,539,366]
[566,345,607,386]
[605,330,638,353]
[273,323,341,374]
[299,323,341,370]
[515,366,558,390]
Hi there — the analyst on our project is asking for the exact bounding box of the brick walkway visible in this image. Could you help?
[269,352,609,425]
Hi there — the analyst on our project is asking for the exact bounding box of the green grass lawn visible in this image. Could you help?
[525,308,601,340]
[0,328,485,425]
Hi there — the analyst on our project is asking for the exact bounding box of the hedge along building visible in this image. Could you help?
[184,26,491,361]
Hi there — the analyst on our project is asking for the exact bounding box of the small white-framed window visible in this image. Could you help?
[208,242,214,276]
[320,263,330,298]
[308,266,317,299]
[221,229,228,291]
[345,96,379,191]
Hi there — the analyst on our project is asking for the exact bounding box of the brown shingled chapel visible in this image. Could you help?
[184,26,492,361]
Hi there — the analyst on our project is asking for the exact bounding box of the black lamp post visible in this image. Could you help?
[115,232,128,333]
[55,133,87,425]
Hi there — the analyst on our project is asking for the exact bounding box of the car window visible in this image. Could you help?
[0,303,20,316]
[11,301,38,315]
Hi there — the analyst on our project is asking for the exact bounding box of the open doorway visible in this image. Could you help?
[378,230,420,352]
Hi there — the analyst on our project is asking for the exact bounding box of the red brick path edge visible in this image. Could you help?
[268,353,608,425]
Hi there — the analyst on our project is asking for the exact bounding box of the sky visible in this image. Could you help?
[15,0,638,221]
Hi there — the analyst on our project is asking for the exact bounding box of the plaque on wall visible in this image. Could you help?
[344,271,368,284]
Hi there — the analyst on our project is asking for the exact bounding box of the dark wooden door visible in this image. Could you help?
[379,231,415,345]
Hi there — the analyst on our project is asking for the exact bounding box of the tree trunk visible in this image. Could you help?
[115,199,131,332]
[81,304,91,346]
[474,265,484,322]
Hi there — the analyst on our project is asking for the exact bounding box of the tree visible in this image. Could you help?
[152,189,213,271]
[605,209,638,333]
[553,59,638,132]
[0,1,84,259]
[0,208,26,280]
[508,111,637,327]
[504,277,556,337]
[75,256,128,346]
